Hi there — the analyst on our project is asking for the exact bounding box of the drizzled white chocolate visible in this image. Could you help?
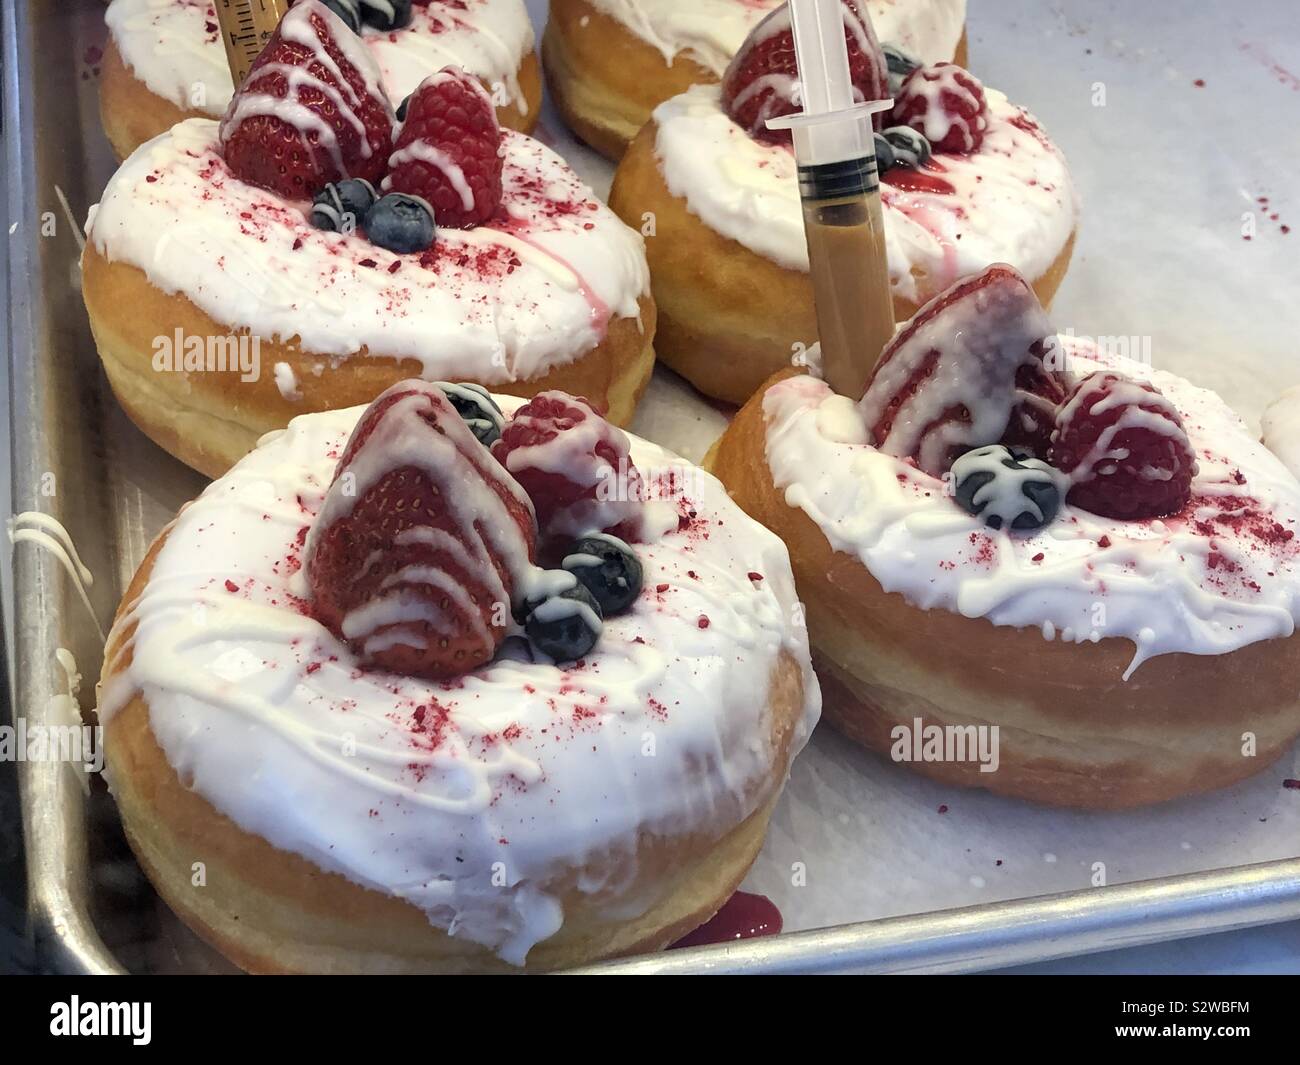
[859,269,1056,475]
[307,382,536,659]
[218,2,393,175]
[1055,372,1197,486]
[85,119,650,384]
[585,0,965,76]
[494,393,672,540]
[652,83,1078,305]
[383,69,500,212]
[105,0,535,115]
[99,395,819,963]
[893,62,987,151]
[763,339,1300,678]
[724,1,887,131]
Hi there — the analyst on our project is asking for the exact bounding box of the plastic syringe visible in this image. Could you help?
[767,0,895,400]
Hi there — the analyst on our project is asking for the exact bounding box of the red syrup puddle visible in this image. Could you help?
[882,165,956,196]
[669,892,783,949]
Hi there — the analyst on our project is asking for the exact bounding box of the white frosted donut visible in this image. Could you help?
[81,118,656,476]
[707,337,1300,808]
[543,0,967,159]
[585,0,965,77]
[103,0,538,143]
[97,393,819,972]
[607,80,1078,404]
[765,338,1300,671]
[652,84,1077,310]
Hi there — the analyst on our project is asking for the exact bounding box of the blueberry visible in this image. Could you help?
[521,575,603,662]
[560,533,642,616]
[358,0,412,31]
[951,444,1063,532]
[365,192,436,253]
[321,0,362,34]
[882,125,932,169]
[434,381,504,447]
[883,43,921,95]
[309,178,377,233]
[395,93,412,122]
[873,133,896,174]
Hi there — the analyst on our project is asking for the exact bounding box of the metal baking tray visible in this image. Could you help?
[9,0,1300,974]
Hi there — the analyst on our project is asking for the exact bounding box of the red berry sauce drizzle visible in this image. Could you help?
[669,891,783,950]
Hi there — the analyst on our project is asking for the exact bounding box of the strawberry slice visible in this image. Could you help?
[219,0,395,200]
[858,264,1065,476]
[890,62,990,155]
[720,0,889,143]
[1000,355,1071,459]
[491,391,645,542]
[1050,372,1198,520]
[306,381,537,679]
[385,67,503,229]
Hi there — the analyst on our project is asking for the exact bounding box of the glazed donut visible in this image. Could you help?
[101,0,543,160]
[83,5,655,479]
[97,381,818,973]
[543,0,967,159]
[707,266,1300,809]
[610,35,1078,405]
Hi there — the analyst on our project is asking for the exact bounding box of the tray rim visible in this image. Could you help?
[6,0,1299,976]
[6,0,125,975]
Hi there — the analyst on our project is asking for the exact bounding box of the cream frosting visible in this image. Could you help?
[762,339,1300,678]
[85,119,651,384]
[99,395,819,963]
[105,0,535,115]
[586,0,965,76]
[652,84,1078,305]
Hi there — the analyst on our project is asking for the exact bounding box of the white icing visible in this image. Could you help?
[100,395,819,964]
[494,392,655,538]
[723,1,886,130]
[8,513,106,641]
[651,84,1078,304]
[1055,372,1196,485]
[105,0,535,115]
[86,119,650,384]
[858,268,1056,474]
[895,62,986,151]
[386,140,475,211]
[586,0,965,76]
[217,2,393,177]
[762,339,1300,678]
[273,361,301,400]
[307,381,537,662]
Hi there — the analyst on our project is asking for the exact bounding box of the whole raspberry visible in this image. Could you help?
[384,67,503,229]
[720,0,889,143]
[492,391,644,541]
[1049,371,1198,520]
[890,62,989,154]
